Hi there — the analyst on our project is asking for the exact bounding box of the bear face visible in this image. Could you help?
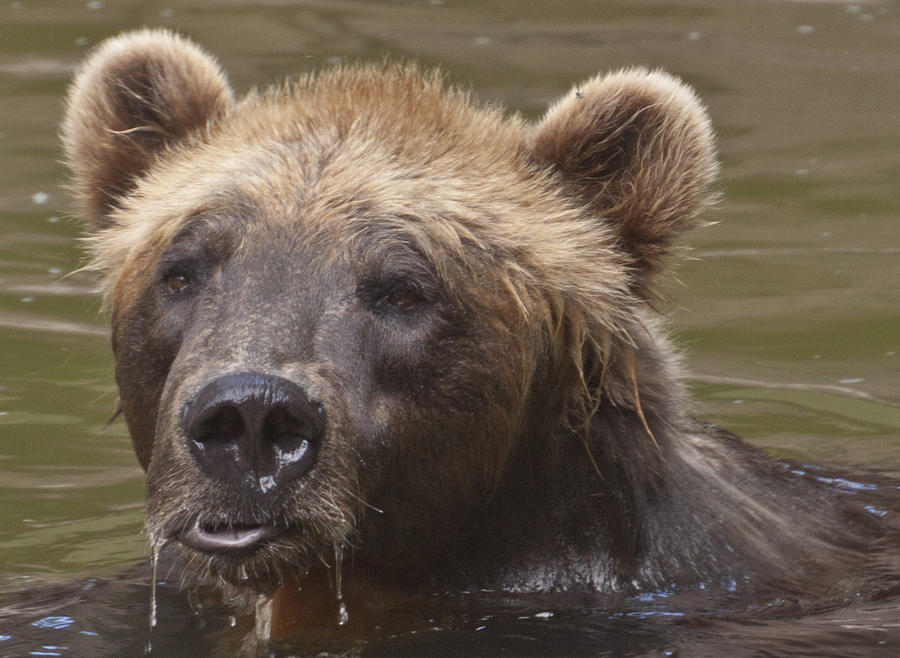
[62,30,878,597]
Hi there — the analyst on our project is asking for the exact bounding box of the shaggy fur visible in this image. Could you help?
[61,30,881,600]
[530,69,719,299]
[63,30,234,227]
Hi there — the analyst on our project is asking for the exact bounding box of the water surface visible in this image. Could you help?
[1,0,898,655]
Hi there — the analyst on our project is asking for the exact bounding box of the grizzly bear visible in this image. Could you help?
[62,29,884,614]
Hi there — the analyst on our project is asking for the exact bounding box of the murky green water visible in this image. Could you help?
[1,0,898,655]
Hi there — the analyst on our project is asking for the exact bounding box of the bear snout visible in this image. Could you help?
[181,373,325,494]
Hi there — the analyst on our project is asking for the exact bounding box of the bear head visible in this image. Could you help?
[62,29,717,592]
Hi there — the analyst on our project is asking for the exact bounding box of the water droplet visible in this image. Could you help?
[31,192,49,205]
[796,25,815,34]
[149,540,160,629]
[146,534,161,654]
[87,1,104,10]
[186,589,205,615]
[228,615,237,627]
[334,546,343,601]
[255,594,273,641]
[239,564,249,582]
[333,546,348,626]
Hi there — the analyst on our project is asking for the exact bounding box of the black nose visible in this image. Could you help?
[182,373,324,493]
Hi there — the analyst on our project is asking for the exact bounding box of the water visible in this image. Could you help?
[255,594,273,646]
[1,0,898,655]
[145,535,160,653]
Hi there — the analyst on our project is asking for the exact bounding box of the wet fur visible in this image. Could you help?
[62,30,883,600]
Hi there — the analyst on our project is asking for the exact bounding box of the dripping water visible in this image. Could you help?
[150,549,159,628]
[255,594,273,642]
[145,534,162,654]
[335,545,349,627]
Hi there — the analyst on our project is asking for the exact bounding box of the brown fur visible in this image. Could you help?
[62,30,233,227]
[61,30,883,601]
[531,70,719,299]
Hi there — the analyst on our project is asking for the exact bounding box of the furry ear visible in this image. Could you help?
[61,29,234,230]
[530,68,718,299]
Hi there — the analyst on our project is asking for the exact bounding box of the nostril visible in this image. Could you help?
[264,405,313,443]
[193,404,245,445]
[261,403,321,481]
[184,401,252,489]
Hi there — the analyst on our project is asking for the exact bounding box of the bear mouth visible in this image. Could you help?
[178,520,284,556]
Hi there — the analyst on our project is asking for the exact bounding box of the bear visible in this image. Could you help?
[61,29,887,622]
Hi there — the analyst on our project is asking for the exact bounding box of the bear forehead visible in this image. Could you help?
[106,65,558,252]
[183,73,533,207]
[95,71,594,284]
[222,64,526,165]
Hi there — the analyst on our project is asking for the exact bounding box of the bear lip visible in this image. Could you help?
[179,521,283,555]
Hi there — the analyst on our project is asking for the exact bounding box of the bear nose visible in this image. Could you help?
[182,373,324,493]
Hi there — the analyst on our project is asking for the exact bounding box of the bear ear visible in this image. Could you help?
[529,68,718,299]
[61,29,234,230]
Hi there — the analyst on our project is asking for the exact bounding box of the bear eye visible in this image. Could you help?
[357,275,431,315]
[383,286,421,311]
[165,272,191,294]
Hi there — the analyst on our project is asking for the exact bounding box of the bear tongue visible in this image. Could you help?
[179,521,282,555]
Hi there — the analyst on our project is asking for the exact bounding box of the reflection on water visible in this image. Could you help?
[1,0,898,654]
[3,549,900,656]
